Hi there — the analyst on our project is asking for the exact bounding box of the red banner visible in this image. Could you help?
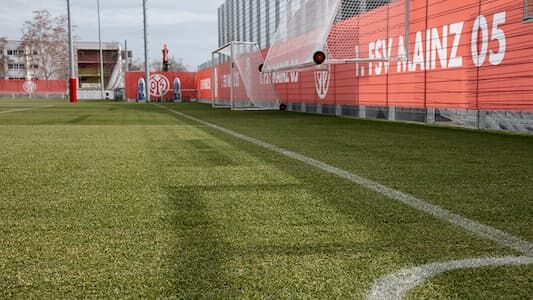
[125,71,197,101]
[196,68,213,100]
[198,0,533,112]
[0,80,66,94]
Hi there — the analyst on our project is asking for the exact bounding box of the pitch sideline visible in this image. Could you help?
[155,104,533,256]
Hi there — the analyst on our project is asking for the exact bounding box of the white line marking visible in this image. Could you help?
[156,104,533,256]
[367,256,533,300]
[0,105,54,115]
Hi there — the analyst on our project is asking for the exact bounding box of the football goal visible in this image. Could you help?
[262,0,410,73]
[211,41,280,110]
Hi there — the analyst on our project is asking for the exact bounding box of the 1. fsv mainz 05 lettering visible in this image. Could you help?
[358,12,507,77]
[259,11,507,81]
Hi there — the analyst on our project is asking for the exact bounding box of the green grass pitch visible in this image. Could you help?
[0,100,531,298]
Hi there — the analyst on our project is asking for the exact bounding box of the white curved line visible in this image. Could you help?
[367,256,533,300]
[0,105,53,115]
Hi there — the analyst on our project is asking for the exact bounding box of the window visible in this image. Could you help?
[526,0,533,21]
[8,64,26,70]
[31,64,39,69]
[8,49,25,56]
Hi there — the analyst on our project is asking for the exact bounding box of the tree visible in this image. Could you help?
[149,56,188,72]
[129,58,144,71]
[21,10,69,80]
[0,37,10,79]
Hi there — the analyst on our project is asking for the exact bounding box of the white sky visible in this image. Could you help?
[0,0,225,70]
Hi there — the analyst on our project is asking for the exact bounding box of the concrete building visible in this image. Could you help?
[0,40,127,86]
[218,0,283,50]
[0,40,39,80]
[75,42,124,91]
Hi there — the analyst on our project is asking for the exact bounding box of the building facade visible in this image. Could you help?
[218,0,283,50]
[75,42,124,90]
[0,40,39,80]
[0,40,125,89]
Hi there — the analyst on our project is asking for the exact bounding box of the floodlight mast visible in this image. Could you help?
[67,0,77,103]
[143,0,150,102]
[97,0,105,100]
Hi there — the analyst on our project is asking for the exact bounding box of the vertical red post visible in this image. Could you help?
[69,78,77,103]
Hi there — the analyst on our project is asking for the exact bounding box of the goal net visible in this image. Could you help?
[212,42,280,110]
[262,0,409,72]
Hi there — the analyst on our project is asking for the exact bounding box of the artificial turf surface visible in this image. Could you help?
[0,100,531,298]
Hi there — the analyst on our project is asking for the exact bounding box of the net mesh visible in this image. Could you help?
[263,0,340,72]
[263,0,408,72]
[213,42,279,110]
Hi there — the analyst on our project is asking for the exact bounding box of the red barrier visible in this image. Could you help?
[125,71,197,101]
[0,80,67,95]
[196,68,213,100]
[198,0,533,112]
[69,78,77,103]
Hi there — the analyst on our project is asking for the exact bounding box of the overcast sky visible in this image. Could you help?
[0,0,224,70]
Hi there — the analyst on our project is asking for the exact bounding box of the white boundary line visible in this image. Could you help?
[367,256,533,300]
[156,104,533,256]
[0,105,54,115]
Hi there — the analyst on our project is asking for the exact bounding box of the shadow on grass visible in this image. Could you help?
[164,187,232,298]
[186,139,236,167]
[67,114,90,124]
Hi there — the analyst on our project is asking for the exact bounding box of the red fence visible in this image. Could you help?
[196,68,213,100]
[125,71,197,101]
[0,80,66,95]
[197,0,533,112]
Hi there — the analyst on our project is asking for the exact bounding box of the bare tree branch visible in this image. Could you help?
[149,56,188,72]
[21,10,69,80]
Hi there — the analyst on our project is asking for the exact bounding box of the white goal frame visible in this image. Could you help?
[212,41,280,110]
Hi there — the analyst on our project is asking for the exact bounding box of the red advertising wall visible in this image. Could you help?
[0,80,66,94]
[196,68,213,100]
[199,0,533,112]
[125,71,197,101]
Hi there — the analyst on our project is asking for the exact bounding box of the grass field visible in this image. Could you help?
[0,100,531,298]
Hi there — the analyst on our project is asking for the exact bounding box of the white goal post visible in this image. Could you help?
[263,0,410,73]
[211,41,280,110]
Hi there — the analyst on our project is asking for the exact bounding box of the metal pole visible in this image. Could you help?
[97,0,105,99]
[230,42,234,109]
[124,39,128,101]
[67,0,77,102]
[124,40,129,72]
[405,0,410,63]
[143,0,150,102]
[211,52,215,107]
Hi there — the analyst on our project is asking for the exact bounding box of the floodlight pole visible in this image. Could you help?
[97,0,105,99]
[143,0,150,102]
[67,0,77,103]
[405,0,410,62]
[124,40,129,72]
